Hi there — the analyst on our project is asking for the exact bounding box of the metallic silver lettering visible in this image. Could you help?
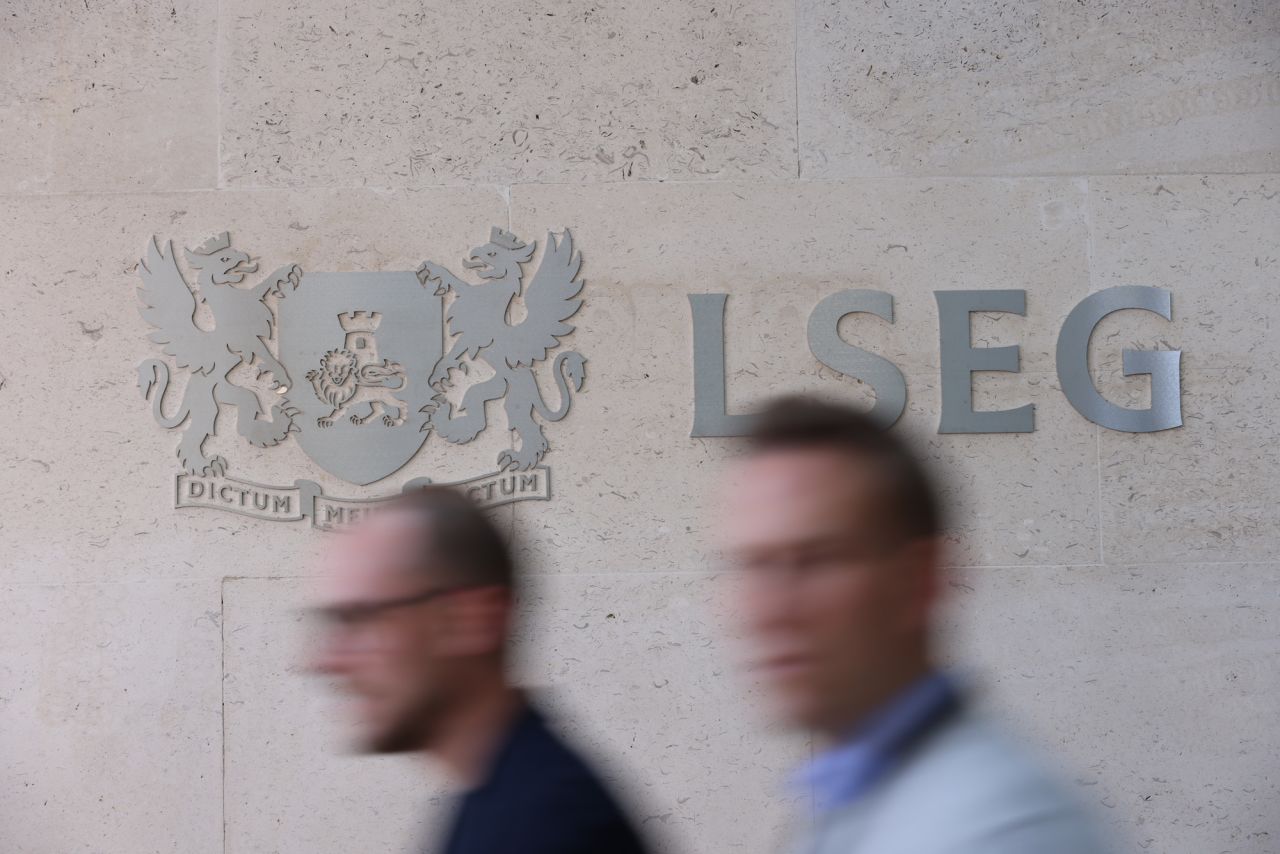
[807,290,907,428]
[936,290,1034,434]
[689,293,754,437]
[1056,286,1182,432]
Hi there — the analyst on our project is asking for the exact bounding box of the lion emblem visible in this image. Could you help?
[136,233,301,476]
[304,311,409,428]
[416,226,587,471]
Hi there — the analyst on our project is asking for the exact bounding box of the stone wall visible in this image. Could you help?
[1,2,1277,852]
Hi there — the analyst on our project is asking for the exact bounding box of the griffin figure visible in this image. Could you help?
[136,233,300,476]
[417,227,587,472]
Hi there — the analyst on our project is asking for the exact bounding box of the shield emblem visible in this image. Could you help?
[279,271,441,485]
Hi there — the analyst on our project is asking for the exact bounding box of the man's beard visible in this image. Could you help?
[362,691,442,755]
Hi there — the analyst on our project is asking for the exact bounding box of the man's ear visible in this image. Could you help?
[436,586,511,657]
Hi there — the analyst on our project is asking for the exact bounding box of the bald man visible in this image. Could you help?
[312,487,648,854]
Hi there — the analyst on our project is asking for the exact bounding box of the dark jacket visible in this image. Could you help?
[437,705,649,854]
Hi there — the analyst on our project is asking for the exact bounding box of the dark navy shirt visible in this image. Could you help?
[437,705,649,854]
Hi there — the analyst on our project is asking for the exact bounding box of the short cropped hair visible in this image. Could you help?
[746,396,943,541]
[388,486,515,589]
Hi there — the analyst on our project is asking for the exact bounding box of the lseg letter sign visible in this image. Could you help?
[689,286,1182,436]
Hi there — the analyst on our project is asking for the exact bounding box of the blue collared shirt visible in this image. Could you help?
[795,672,961,814]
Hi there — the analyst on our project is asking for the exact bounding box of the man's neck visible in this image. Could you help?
[426,680,524,788]
[821,660,935,745]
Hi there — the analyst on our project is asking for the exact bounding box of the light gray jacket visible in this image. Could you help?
[789,708,1109,854]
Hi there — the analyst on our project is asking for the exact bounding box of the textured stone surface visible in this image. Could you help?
[1099,367,1280,565]
[220,0,796,187]
[223,577,437,854]
[0,580,222,853]
[943,563,1280,854]
[0,1,218,193]
[798,0,1280,177]
[1087,174,1280,374]
[223,573,803,854]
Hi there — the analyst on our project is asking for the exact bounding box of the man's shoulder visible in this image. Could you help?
[464,708,648,853]
[499,709,618,799]
[901,708,1069,796]
[853,709,1108,853]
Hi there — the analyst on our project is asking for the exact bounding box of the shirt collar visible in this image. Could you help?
[793,672,960,813]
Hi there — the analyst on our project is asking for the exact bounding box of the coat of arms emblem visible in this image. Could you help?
[135,226,587,527]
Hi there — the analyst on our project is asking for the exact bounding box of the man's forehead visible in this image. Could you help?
[361,507,431,545]
[725,447,871,498]
[322,511,432,593]
[720,448,880,539]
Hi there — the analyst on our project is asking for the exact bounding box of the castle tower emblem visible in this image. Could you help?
[339,310,382,363]
[304,309,410,429]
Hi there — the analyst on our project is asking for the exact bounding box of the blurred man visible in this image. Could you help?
[312,487,648,854]
[720,396,1107,854]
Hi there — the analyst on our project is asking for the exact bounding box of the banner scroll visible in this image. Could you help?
[175,466,551,529]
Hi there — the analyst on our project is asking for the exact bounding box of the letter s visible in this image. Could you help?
[807,290,907,428]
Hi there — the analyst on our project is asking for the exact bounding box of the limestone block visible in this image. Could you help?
[223,577,437,854]
[0,1,218,193]
[1099,367,1280,564]
[0,579,222,853]
[798,0,1280,177]
[220,0,796,187]
[943,562,1280,854]
[1087,174,1280,374]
